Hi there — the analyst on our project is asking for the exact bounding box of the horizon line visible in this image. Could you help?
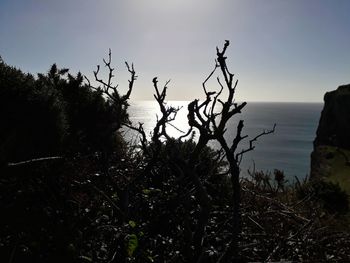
[130,99,323,103]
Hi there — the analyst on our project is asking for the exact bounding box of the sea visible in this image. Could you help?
[124,101,323,181]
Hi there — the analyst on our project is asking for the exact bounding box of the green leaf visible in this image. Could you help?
[127,234,138,257]
[142,189,151,194]
[128,220,136,228]
[79,256,93,262]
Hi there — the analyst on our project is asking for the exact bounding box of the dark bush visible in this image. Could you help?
[0,59,126,165]
[297,179,349,214]
[36,64,122,155]
[0,59,67,164]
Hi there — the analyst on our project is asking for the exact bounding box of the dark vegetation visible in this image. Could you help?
[1,42,349,262]
[0,56,126,165]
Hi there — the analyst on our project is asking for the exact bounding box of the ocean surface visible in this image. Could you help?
[124,101,323,180]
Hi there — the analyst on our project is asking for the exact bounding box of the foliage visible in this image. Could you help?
[0,59,67,164]
[0,58,128,165]
[2,156,350,262]
[1,44,350,263]
[35,64,123,155]
[297,179,349,215]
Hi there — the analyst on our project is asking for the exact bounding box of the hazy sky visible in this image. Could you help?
[1,0,349,102]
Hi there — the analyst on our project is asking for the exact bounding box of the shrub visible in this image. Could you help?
[0,60,127,164]
[0,59,67,164]
[297,179,349,214]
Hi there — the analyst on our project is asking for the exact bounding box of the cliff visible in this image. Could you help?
[314,84,350,149]
[310,84,350,185]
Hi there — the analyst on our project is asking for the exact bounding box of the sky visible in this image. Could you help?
[0,0,349,102]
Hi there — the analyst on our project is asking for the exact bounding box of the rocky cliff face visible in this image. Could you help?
[311,84,350,178]
[314,84,350,149]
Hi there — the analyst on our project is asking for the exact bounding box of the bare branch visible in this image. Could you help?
[202,61,219,94]
[84,49,137,129]
[124,122,148,152]
[151,77,182,145]
[236,123,276,162]
[8,156,63,167]
[185,41,276,262]
[123,62,137,101]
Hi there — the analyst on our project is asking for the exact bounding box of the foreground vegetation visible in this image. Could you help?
[1,42,349,262]
[2,158,349,262]
[312,145,350,193]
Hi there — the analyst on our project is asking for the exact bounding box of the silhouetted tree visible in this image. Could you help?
[185,40,275,262]
[128,41,275,262]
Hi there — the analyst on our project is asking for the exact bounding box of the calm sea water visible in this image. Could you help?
[124,101,323,180]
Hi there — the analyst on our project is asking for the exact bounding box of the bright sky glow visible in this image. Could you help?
[1,0,349,102]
